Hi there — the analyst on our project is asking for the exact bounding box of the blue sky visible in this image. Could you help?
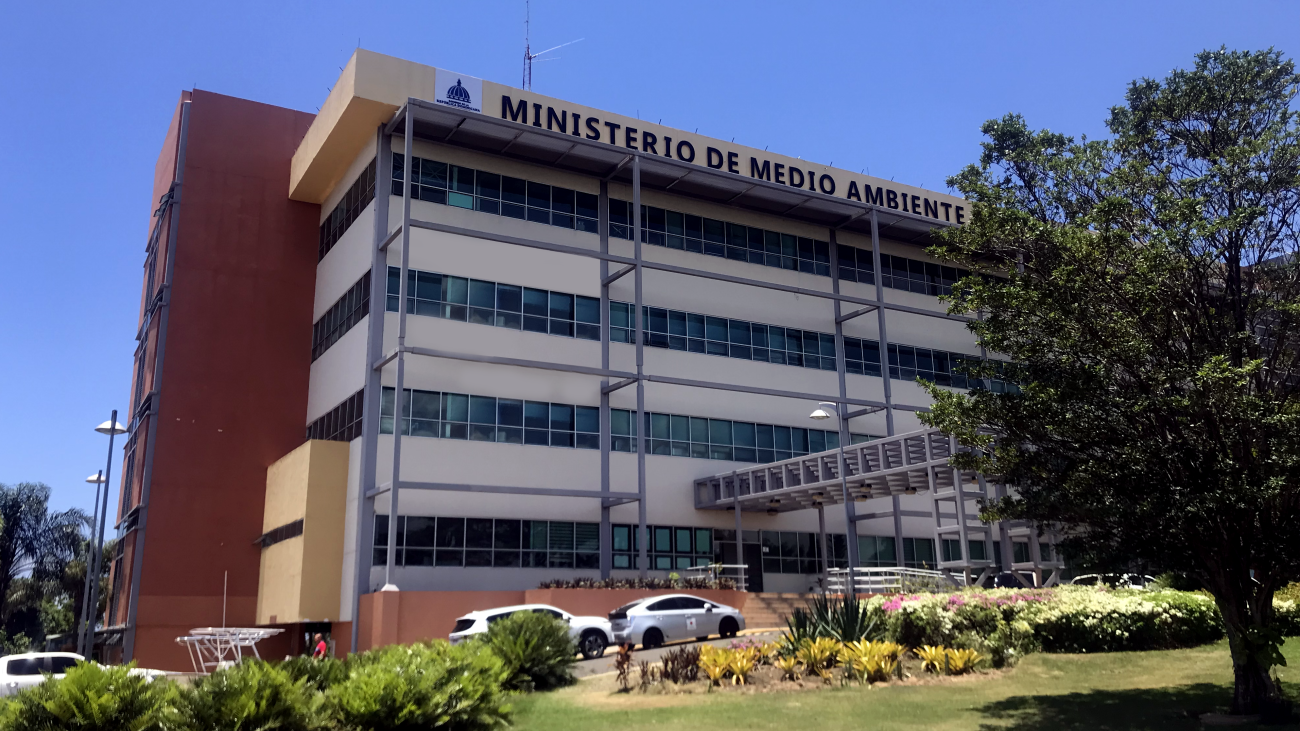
[1,0,1296,518]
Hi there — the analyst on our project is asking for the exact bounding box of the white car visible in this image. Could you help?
[448,604,614,660]
[0,652,83,696]
[1070,573,1157,589]
[609,594,745,649]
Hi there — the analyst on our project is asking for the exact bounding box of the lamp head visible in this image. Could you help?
[95,420,128,436]
[85,473,106,485]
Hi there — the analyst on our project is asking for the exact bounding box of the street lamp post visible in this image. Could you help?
[810,401,859,599]
[77,471,106,656]
[83,411,126,660]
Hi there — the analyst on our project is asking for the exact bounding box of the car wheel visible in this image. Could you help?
[579,630,608,660]
[719,617,739,638]
[642,628,664,649]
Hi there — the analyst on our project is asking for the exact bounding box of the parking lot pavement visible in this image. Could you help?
[573,629,783,678]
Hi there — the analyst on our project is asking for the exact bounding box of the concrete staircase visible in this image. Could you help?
[741,593,818,630]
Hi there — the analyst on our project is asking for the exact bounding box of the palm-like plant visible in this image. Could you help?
[0,483,91,633]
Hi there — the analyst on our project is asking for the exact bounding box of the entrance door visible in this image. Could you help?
[743,543,764,592]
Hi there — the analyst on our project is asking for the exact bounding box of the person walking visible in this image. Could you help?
[312,633,328,659]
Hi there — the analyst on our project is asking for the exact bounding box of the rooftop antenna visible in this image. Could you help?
[523,0,582,90]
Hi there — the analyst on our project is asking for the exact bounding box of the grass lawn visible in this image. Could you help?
[511,638,1300,730]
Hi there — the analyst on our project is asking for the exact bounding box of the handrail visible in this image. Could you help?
[825,566,964,594]
[683,563,749,592]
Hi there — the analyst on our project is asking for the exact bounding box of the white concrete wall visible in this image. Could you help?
[318,138,997,597]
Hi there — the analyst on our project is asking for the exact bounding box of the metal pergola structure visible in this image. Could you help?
[348,97,1012,650]
[693,426,1064,587]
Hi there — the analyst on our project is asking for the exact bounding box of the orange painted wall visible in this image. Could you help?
[355,589,750,652]
[119,90,319,671]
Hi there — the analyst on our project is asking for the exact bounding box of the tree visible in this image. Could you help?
[924,48,1300,716]
[0,483,89,646]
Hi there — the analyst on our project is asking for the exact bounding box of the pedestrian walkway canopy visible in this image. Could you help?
[694,427,965,512]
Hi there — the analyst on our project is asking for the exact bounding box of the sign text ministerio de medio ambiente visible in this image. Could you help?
[497,95,965,225]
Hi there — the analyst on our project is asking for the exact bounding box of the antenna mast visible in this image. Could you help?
[522,1,581,92]
[523,0,532,90]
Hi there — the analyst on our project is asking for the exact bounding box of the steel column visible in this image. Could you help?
[633,156,648,579]
[817,504,829,589]
[950,435,972,583]
[350,125,392,653]
[870,211,905,566]
[733,489,743,589]
[598,179,612,579]
[383,104,414,588]
[827,231,861,575]
[76,470,103,656]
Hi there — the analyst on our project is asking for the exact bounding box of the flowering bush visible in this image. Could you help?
[865,586,1226,661]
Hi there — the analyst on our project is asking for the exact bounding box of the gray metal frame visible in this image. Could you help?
[347,98,994,650]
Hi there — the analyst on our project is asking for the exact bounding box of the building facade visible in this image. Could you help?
[110,50,1057,670]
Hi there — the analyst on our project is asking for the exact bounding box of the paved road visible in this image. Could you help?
[573,630,783,677]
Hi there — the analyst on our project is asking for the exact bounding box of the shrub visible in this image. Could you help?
[0,661,174,731]
[868,586,1224,655]
[659,645,699,683]
[327,641,510,731]
[482,610,576,691]
[1273,595,1300,637]
[279,655,349,692]
[174,660,327,731]
[781,594,881,653]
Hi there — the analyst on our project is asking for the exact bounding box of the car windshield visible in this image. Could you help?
[7,657,77,676]
[611,601,645,615]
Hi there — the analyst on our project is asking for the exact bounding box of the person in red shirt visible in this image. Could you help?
[312,633,328,659]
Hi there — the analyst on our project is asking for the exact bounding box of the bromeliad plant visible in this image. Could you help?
[839,640,906,684]
[916,645,949,675]
[945,648,983,675]
[794,637,840,683]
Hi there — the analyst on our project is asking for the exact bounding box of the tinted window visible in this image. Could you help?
[533,608,564,619]
[646,598,682,611]
[6,659,41,675]
[676,597,708,610]
[486,612,514,624]
[452,619,476,633]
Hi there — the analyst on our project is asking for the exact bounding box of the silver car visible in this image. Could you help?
[609,594,745,649]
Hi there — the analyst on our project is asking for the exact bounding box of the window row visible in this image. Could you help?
[380,387,600,448]
[306,389,364,443]
[372,515,599,569]
[836,248,971,297]
[859,535,939,570]
[320,158,376,261]
[386,266,600,340]
[611,524,718,571]
[367,516,975,575]
[608,408,873,463]
[392,154,600,234]
[389,154,969,296]
[761,531,851,574]
[258,519,304,549]
[609,200,833,276]
[312,272,371,362]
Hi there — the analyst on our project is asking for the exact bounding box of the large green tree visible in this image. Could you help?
[924,48,1300,716]
[0,483,90,647]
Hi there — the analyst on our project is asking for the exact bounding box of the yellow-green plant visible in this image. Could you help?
[946,647,983,675]
[758,641,781,665]
[699,647,731,688]
[916,645,949,675]
[728,649,757,685]
[795,637,840,683]
[838,640,904,683]
[774,655,801,681]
